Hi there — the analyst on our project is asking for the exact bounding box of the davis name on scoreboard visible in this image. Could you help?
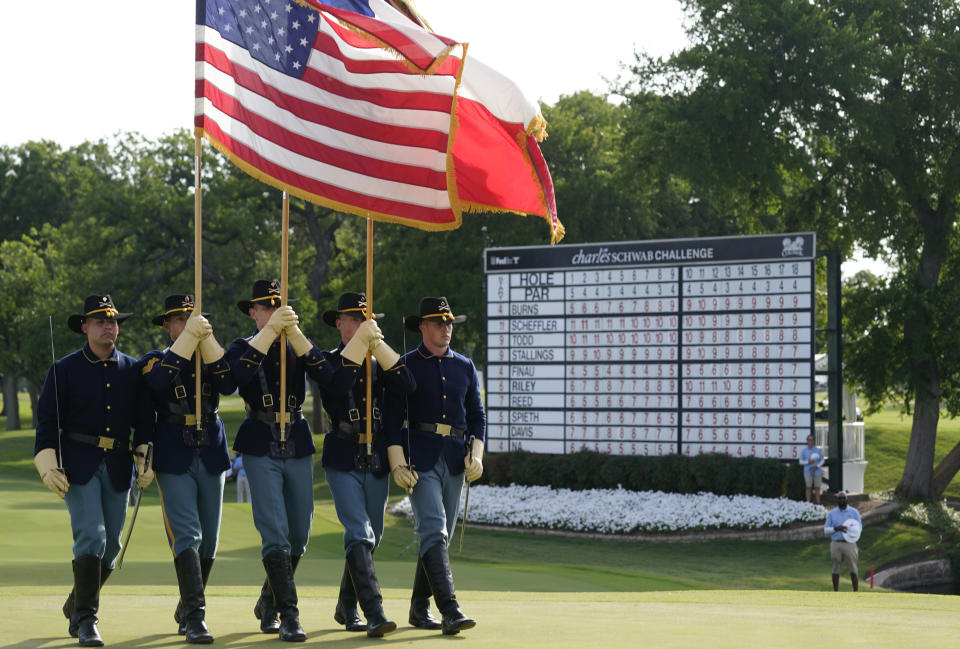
[484,233,816,460]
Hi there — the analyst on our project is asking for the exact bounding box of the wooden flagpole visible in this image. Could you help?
[365,217,373,457]
[279,192,290,442]
[193,135,203,430]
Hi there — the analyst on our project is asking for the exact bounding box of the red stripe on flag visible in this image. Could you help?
[200,79,447,190]
[196,57,448,152]
[198,116,457,226]
[314,27,461,77]
[317,4,457,70]
[198,43,454,115]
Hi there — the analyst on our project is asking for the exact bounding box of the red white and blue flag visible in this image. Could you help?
[195,0,562,242]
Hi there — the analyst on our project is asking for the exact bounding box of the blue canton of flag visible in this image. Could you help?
[204,0,320,78]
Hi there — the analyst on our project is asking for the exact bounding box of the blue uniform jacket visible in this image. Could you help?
[318,343,413,478]
[383,343,485,474]
[226,331,325,458]
[35,344,152,492]
[140,348,234,475]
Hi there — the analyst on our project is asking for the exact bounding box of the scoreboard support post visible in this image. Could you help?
[822,249,844,492]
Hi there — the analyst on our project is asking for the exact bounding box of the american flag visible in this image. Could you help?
[195,0,562,242]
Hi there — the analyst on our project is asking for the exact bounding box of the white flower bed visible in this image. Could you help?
[390,484,827,534]
[900,502,960,530]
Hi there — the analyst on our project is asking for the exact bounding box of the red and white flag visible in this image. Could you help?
[195,0,563,242]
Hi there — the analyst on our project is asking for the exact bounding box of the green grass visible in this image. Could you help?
[3,393,960,647]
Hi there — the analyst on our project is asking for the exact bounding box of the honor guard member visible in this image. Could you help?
[226,279,325,642]
[383,297,485,635]
[141,295,235,644]
[317,293,412,637]
[34,295,153,647]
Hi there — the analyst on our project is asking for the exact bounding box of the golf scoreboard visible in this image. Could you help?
[484,233,816,459]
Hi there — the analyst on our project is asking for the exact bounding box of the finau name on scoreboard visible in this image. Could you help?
[572,247,715,265]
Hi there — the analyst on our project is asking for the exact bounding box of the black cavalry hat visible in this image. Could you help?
[237,279,296,315]
[67,294,133,334]
[322,292,384,327]
[404,296,466,332]
[151,294,211,326]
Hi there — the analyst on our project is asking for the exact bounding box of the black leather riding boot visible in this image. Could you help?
[408,556,442,629]
[71,555,104,647]
[345,544,396,637]
[421,544,475,635]
[174,548,214,644]
[255,553,299,633]
[262,550,306,642]
[65,560,112,638]
[333,559,365,632]
[176,557,214,634]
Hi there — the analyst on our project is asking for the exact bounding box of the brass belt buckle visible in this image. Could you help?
[348,408,360,422]
[97,436,114,450]
[262,394,274,408]
[435,423,452,437]
[184,414,197,426]
[174,385,187,400]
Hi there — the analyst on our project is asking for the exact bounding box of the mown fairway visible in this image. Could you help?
[2,398,960,648]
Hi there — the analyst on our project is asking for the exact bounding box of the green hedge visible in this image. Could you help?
[483,450,807,500]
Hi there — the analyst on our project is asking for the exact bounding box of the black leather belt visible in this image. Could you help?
[330,420,380,443]
[67,432,121,450]
[416,423,466,438]
[157,414,217,426]
[248,409,304,425]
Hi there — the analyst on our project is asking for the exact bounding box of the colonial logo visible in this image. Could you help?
[781,236,805,257]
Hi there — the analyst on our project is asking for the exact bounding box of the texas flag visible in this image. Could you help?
[196,0,563,242]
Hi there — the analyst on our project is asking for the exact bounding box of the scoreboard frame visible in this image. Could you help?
[484,232,817,460]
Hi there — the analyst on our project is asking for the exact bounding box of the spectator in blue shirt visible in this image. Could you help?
[233,455,250,503]
[824,491,862,591]
[799,434,824,504]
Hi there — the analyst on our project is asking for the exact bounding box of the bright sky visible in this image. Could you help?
[0,0,688,148]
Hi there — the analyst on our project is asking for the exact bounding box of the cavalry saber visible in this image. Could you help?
[116,442,153,569]
[48,316,64,471]
[458,435,475,552]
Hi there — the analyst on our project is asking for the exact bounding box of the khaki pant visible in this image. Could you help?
[830,540,858,574]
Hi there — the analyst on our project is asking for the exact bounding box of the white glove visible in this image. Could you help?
[249,306,298,354]
[371,340,400,370]
[34,448,69,498]
[135,444,154,489]
[464,438,484,483]
[170,313,210,360]
[387,445,418,493]
[341,319,382,364]
[285,323,314,356]
[198,331,225,363]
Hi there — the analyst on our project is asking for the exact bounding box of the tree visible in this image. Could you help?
[624,0,960,498]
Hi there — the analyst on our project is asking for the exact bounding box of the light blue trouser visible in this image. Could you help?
[409,456,464,556]
[325,467,389,554]
[243,453,314,557]
[64,462,128,566]
[156,456,225,559]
